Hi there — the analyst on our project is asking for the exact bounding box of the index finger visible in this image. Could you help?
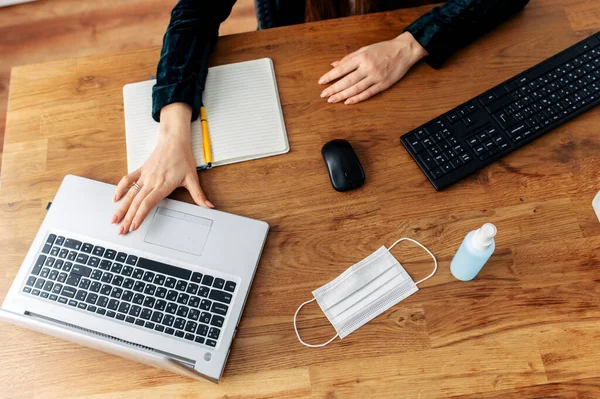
[318,57,360,85]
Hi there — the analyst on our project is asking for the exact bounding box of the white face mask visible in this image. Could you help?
[293,238,437,347]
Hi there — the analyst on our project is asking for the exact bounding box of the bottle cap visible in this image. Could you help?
[471,223,497,251]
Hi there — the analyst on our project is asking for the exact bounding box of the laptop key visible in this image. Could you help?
[175,330,185,338]
[110,263,122,274]
[90,281,101,292]
[208,327,220,340]
[34,278,45,289]
[137,257,191,280]
[185,320,197,333]
[75,253,89,264]
[116,252,128,263]
[67,251,77,261]
[142,271,154,282]
[46,234,57,245]
[41,291,49,299]
[200,299,211,311]
[162,315,175,327]
[86,293,98,304]
[49,270,59,280]
[41,243,52,255]
[122,290,134,302]
[99,260,112,271]
[154,299,167,311]
[56,236,65,246]
[166,303,178,314]
[96,308,106,315]
[66,274,80,287]
[155,325,165,332]
[118,302,130,314]
[206,339,217,347]
[213,278,225,290]
[79,278,91,290]
[101,272,113,283]
[45,257,55,268]
[110,287,123,299]
[126,255,138,266]
[133,269,144,280]
[166,290,178,301]
[52,283,63,294]
[185,333,195,341]
[75,290,87,301]
[116,313,126,321]
[209,289,232,304]
[198,286,209,297]
[143,297,156,308]
[97,296,109,308]
[153,274,166,286]
[202,275,214,287]
[126,316,135,324]
[92,246,105,257]
[63,262,72,272]
[176,280,187,292]
[165,277,177,288]
[58,296,68,304]
[77,302,87,310]
[134,319,145,326]
[199,312,211,324]
[107,299,119,311]
[132,293,145,305]
[81,243,93,253]
[100,284,112,296]
[61,286,76,298]
[122,266,134,277]
[112,275,124,287]
[211,303,228,316]
[151,311,164,323]
[188,309,200,321]
[57,272,68,283]
[59,248,69,259]
[144,284,156,296]
[196,324,208,337]
[49,294,58,301]
[50,247,60,257]
[144,321,155,330]
[156,287,167,298]
[189,296,200,308]
[88,257,100,267]
[140,308,152,320]
[186,283,199,295]
[176,293,189,305]
[87,305,97,313]
[194,336,205,344]
[26,276,36,287]
[191,272,203,283]
[63,239,82,251]
[174,318,186,330]
[106,310,116,318]
[165,327,175,335]
[68,299,78,307]
[129,305,141,317]
[32,255,46,275]
[210,315,224,328]
[123,278,135,289]
[176,306,189,318]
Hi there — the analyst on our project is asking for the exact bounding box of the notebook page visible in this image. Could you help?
[196,58,288,166]
[123,58,288,173]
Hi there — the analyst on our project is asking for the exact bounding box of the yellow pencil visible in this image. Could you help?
[200,106,213,168]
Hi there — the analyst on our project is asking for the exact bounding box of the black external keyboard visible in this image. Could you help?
[401,31,600,190]
[22,233,238,348]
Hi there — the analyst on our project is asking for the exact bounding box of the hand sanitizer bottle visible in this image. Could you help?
[450,223,497,281]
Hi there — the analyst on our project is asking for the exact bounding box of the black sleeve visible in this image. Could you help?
[405,0,530,69]
[152,0,237,122]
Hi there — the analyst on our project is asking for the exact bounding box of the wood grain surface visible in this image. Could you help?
[1,0,600,398]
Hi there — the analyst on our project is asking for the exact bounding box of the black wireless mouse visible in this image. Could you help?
[321,139,365,192]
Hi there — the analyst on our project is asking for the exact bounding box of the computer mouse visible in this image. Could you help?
[321,139,365,192]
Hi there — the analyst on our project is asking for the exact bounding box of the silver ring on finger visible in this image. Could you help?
[131,182,142,191]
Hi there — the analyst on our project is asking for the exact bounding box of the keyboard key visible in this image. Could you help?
[86,293,98,304]
[81,243,93,253]
[133,281,145,292]
[63,262,72,272]
[177,293,189,305]
[45,257,55,268]
[43,280,54,291]
[66,274,81,287]
[92,246,105,257]
[112,275,124,287]
[198,286,209,297]
[176,280,187,291]
[163,315,175,327]
[144,321,155,330]
[46,234,57,245]
[99,260,112,271]
[63,239,81,251]
[431,168,444,179]
[199,312,211,324]
[71,264,92,277]
[165,277,177,288]
[153,274,166,286]
[122,278,135,289]
[126,316,135,323]
[75,253,89,264]
[135,319,145,326]
[41,291,50,298]
[166,290,178,301]
[137,257,191,280]
[116,252,128,263]
[41,243,52,255]
[143,297,156,308]
[196,324,208,336]
[213,278,225,290]
[133,268,144,280]
[34,278,46,289]
[132,293,145,305]
[101,272,114,284]
[50,246,60,257]
[186,283,199,295]
[154,299,167,311]
[110,263,122,274]
[75,290,87,301]
[116,313,126,321]
[200,299,211,311]
[87,305,97,312]
[194,336,205,344]
[185,333,195,341]
[188,309,200,320]
[166,303,178,314]
[110,287,123,299]
[140,308,153,320]
[142,271,155,282]
[208,327,220,340]
[97,296,109,307]
[156,287,167,299]
[165,327,175,335]
[129,305,142,317]
[90,281,102,292]
[211,303,228,316]
[191,272,203,283]
[189,296,200,308]
[151,311,164,323]
[52,283,63,294]
[58,248,69,259]
[57,272,68,283]
[122,266,134,277]
[144,284,156,296]
[210,315,224,328]
[176,306,189,317]
[126,255,138,266]
[174,318,186,330]
[32,255,46,275]
[122,290,134,302]
[68,299,78,307]
[155,325,165,332]
[104,249,117,259]
[175,330,185,338]
[209,289,232,304]
[58,296,68,304]
[100,284,112,296]
[185,320,197,333]
[53,260,64,270]
[87,257,100,267]
[96,308,106,315]
[49,294,58,301]
[26,276,37,286]
[77,302,87,310]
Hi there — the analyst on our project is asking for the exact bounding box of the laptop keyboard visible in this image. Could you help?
[21,233,238,349]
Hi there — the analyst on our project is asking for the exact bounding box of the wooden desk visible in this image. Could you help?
[1,1,600,397]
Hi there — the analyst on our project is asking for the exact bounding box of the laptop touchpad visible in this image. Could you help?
[144,207,213,256]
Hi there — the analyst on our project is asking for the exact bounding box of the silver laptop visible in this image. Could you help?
[0,175,269,382]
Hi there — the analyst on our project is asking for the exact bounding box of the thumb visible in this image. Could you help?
[185,174,214,209]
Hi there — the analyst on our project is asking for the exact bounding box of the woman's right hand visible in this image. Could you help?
[112,103,214,235]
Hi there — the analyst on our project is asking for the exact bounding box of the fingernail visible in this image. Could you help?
[206,200,215,208]
[320,90,328,98]
[345,99,353,105]
[118,226,123,235]
[318,78,325,84]
[129,222,136,232]
[328,96,336,103]
[111,215,117,224]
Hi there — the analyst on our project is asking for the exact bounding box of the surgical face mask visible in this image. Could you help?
[293,238,437,347]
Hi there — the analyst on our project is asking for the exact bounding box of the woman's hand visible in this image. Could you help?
[112,103,214,235]
[318,32,428,105]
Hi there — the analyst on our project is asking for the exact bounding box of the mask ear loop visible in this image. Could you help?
[388,237,438,285]
[293,298,339,347]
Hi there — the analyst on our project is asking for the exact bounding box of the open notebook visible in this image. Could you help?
[123,58,289,173]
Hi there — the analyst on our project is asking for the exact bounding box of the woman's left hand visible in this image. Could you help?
[318,32,428,105]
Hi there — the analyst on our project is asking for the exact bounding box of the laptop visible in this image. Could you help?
[0,175,269,382]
